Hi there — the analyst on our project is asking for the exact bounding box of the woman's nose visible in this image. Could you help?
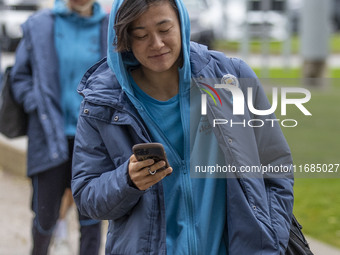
[150,33,165,50]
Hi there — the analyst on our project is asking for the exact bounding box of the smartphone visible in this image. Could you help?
[132,143,170,170]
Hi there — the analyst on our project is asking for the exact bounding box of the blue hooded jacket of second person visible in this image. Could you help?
[10,0,109,176]
[71,0,294,254]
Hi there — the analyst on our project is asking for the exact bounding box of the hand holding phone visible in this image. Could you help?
[132,143,170,171]
[129,143,172,190]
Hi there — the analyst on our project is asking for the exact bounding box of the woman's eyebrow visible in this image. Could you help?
[157,19,172,26]
[131,19,172,31]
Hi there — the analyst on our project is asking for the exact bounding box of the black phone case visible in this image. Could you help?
[132,143,170,168]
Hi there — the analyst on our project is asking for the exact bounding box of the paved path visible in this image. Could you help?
[0,168,107,255]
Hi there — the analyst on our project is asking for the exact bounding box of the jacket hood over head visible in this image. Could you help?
[106,0,192,98]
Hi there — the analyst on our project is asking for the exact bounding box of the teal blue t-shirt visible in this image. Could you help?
[129,76,184,159]
[54,2,106,136]
[129,75,227,255]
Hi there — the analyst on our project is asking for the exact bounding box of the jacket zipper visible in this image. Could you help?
[180,90,198,255]
[133,94,198,254]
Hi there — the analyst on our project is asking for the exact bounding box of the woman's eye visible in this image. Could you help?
[134,34,147,39]
[160,28,171,33]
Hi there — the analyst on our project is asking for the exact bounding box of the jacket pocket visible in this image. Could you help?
[244,181,279,251]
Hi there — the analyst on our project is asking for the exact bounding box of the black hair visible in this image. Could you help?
[113,0,179,52]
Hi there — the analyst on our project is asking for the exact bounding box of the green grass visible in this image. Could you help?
[252,67,340,79]
[263,71,340,247]
[253,67,302,79]
[282,87,340,248]
[294,179,340,247]
[330,34,340,54]
[214,36,300,55]
[214,33,340,55]
[330,68,340,78]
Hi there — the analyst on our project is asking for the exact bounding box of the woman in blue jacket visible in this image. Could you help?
[10,0,108,254]
[72,0,294,254]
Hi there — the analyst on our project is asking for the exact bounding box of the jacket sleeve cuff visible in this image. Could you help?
[105,159,146,219]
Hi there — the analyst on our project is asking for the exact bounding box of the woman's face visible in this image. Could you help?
[130,2,182,74]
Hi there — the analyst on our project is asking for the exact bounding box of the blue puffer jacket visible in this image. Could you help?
[10,8,108,176]
[72,42,294,255]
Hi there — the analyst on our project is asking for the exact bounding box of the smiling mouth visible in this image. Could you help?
[149,52,170,58]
